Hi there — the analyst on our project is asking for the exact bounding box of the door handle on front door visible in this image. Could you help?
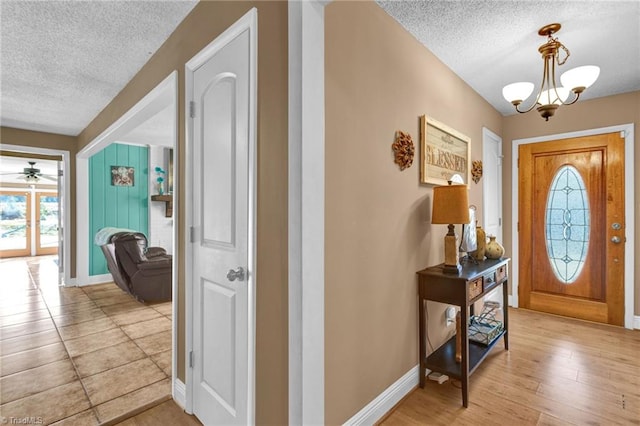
[227,267,245,282]
[611,236,621,244]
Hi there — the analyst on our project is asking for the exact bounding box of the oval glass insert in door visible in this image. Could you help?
[544,165,590,283]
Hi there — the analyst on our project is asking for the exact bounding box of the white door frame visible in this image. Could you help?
[76,71,180,397]
[511,124,635,329]
[0,144,71,285]
[288,1,329,424]
[184,9,258,422]
[482,127,503,242]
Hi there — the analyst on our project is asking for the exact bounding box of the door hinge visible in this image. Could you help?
[58,169,63,177]
[190,226,196,243]
[189,101,196,118]
[517,222,519,232]
[189,351,194,368]
[517,157,519,168]
[499,218,502,226]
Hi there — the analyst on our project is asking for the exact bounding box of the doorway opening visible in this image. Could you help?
[76,71,180,401]
[0,148,71,285]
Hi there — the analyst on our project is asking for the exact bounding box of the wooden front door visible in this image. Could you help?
[519,132,625,325]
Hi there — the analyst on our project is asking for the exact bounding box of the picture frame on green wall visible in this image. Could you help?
[111,165,135,186]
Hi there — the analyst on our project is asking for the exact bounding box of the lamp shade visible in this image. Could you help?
[538,87,570,105]
[502,82,534,103]
[561,65,600,91]
[432,184,470,224]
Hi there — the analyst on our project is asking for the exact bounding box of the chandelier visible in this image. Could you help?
[502,23,600,121]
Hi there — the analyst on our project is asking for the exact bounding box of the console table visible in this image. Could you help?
[417,258,510,407]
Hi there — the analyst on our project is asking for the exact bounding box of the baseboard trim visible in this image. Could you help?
[173,378,186,409]
[634,315,640,330]
[343,365,418,426]
[78,273,113,286]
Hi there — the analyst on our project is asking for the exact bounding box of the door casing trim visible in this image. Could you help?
[184,8,258,422]
[511,124,635,329]
[288,1,327,424]
[482,127,503,242]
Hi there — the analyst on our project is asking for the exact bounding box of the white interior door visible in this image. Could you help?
[482,128,503,242]
[189,10,256,425]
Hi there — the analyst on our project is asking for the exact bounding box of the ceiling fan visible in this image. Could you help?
[0,161,58,183]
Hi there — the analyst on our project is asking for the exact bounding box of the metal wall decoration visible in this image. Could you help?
[111,166,135,186]
[392,130,415,171]
[471,160,483,184]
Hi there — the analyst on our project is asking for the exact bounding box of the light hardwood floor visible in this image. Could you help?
[381,308,640,425]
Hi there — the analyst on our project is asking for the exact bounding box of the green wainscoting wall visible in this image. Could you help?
[89,143,149,276]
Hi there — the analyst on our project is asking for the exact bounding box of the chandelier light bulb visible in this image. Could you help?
[560,65,600,93]
[502,82,535,104]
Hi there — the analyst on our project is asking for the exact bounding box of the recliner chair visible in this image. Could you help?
[100,231,172,302]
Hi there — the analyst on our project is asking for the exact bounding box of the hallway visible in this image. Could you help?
[0,256,172,425]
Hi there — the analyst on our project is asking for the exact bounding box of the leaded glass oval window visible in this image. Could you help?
[545,165,590,284]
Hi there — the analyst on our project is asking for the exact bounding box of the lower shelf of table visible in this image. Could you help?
[424,330,506,379]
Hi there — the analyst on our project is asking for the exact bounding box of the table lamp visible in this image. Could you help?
[431,181,470,274]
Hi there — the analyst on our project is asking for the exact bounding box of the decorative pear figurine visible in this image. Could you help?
[470,224,486,261]
[485,235,504,259]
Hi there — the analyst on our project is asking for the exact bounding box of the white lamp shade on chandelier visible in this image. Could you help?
[502,82,534,104]
[502,23,600,121]
[560,65,600,92]
[538,87,570,105]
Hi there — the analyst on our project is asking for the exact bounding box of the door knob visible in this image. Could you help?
[611,236,621,244]
[227,267,245,282]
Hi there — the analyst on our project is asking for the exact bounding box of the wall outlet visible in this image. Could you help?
[445,306,456,325]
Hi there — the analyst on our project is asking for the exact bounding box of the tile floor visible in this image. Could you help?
[0,256,173,425]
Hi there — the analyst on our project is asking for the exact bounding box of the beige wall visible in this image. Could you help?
[503,91,640,315]
[0,127,77,277]
[324,2,502,423]
[76,2,289,424]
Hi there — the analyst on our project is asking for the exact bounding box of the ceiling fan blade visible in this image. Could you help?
[40,175,58,182]
[0,172,25,175]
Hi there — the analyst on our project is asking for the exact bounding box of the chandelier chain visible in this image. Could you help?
[555,39,570,66]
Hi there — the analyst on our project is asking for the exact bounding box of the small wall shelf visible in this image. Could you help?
[151,194,173,217]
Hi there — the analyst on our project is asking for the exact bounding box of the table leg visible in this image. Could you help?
[460,304,469,407]
[419,296,426,388]
[503,280,509,350]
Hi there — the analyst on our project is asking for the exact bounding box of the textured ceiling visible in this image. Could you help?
[0,0,197,136]
[376,0,640,115]
[1,1,637,136]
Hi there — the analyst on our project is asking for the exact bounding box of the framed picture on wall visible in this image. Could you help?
[111,165,135,186]
[419,115,470,185]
